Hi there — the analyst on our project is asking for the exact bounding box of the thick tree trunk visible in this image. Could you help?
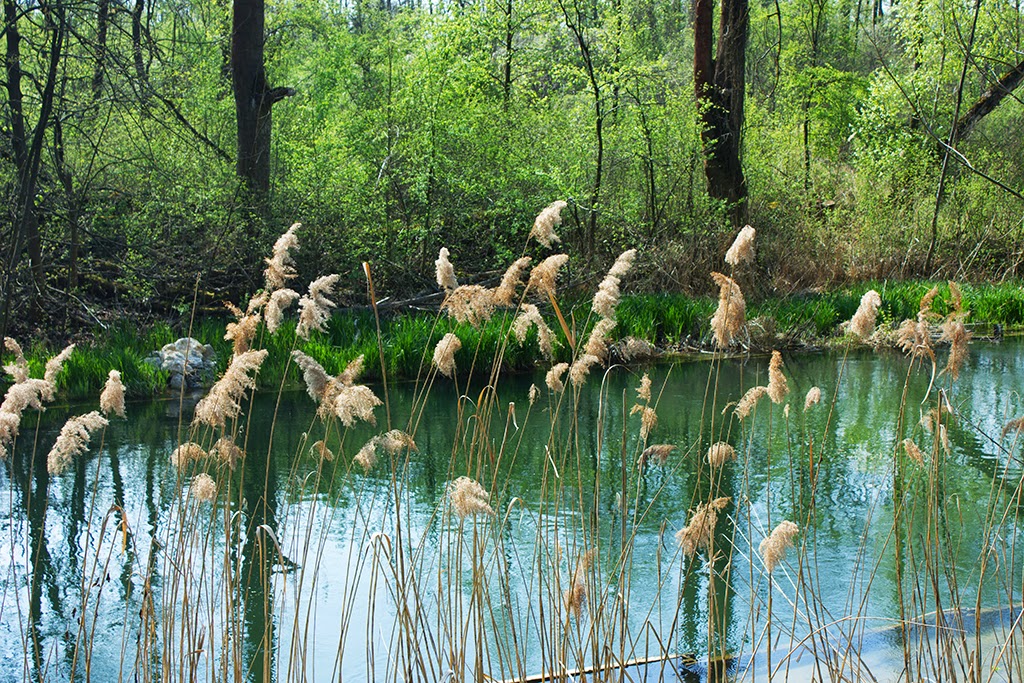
[694,0,748,224]
[232,0,293,199]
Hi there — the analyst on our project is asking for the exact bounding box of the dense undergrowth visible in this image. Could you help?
[10,279,1024,402]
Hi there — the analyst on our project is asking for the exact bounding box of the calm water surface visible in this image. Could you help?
[2,341,1023,681]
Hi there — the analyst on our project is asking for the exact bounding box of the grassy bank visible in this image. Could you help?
[9,279,1024,402]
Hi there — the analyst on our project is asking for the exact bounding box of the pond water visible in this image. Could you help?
[2,341,1023,682]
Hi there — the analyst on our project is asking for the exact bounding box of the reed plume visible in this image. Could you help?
[296,274,340,340]
[584,318,616,360]
[735,386,768,420]
[940,282,970,380]
[225,311,261,355]
[546,363,569,393]
[569,354,601,389]
[190,473,218,502]
[896,315,935,362]
[592,249,636,319]
[0,377,58,459]
[44,344,75,385]
[527,254,569,297]
[512,304,556,360]
[492,257,532,307]
[847,290,881,339]
[47,411,108,475]
[529,384,539,405]
[767,351,789,404]
[636,373,652,402]
[449,476,495,519]
[724,225,756,267]
[265,222,300,290]
[564,549,596,617]
[759,520,799,573]
[100,370,126,418]
[193,349,268,428]
[291,351,331,403]
[676,497,731,558]
[435,247,458,292]
[444,285,495,327]
[379,429,416,453]
[338,355,365,385]
[265,288,300,334]
[211,437,244,468]
[902,439,925,465]
[639,443,676,467]
[354,439,376,470]
[710,273,745,348]
[311,440,335,463]
[433,333,462,378]
[3,337,28,383]
[804,386,821,411]
[630,404,658,440]
[707,442,736,467]
[333,385,382,427]
[170,442,207,468]
[530,200,566,248]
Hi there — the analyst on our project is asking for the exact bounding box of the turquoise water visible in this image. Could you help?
[2,342,1023,681]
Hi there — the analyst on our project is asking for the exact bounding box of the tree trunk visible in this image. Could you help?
[92,0,110,96]
[232,0,294,200]
[694,0,749,224]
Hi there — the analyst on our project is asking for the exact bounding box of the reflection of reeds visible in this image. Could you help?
[12,221,1019,683]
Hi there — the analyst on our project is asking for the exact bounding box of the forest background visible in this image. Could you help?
[2,0,1023,347]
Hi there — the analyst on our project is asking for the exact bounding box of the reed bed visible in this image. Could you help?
[1,216,1023,683]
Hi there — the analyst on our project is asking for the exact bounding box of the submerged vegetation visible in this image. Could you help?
[2,220,1024,682]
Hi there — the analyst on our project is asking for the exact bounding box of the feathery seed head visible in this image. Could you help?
[902,438,924,465]
[449,476,495,519]
[676,497,731,558]
[804,386,822,411]
[493,257,532,307]
[767,351,789,404]
[264,223,300,291]
[512,304,555,360]
[170,442,207,469]
[265,289,300,334]
[211,437,244,468]
[530,201,567,248]
[848,290,882,339]
[527,254,569,298]
[707,442,736,467]
[636,373,652,402]
[710,273,745,348]
[435,247,458,292]
[569,354,601,388]
[296,274,340,339]
[444,285,495,327]
[193,349,268,428]
[735,386,768,420]
[44,344,75,385]
[433,333,462,378]
[311,440,335,463]
[225,313,261,355]
[3,337,28,383]
[47,411,108,475]
[190,473,218,502]
[546,363,569,393]
[592,249,637,319]
[724,225,756,267]
[100,370,126,418]
[759,520,799,573]
[333,384,382,427]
